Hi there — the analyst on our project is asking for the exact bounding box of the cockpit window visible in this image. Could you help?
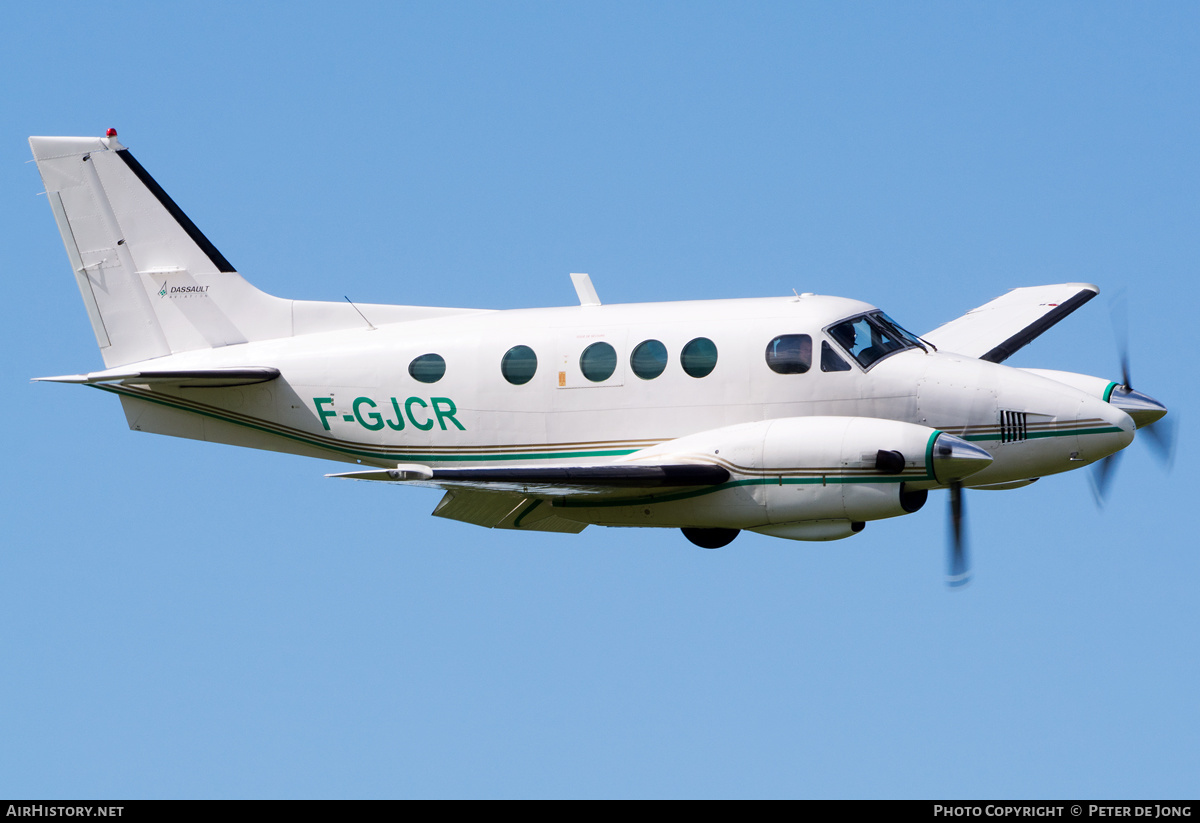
[827,311,922,370]
[875,312,928,351]
[820,341,851,372]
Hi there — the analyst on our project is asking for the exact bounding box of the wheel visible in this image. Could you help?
[681,527,740,549]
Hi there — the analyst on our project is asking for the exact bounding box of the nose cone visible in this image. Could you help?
[931,433,994,485]
[1108,385,1168,429]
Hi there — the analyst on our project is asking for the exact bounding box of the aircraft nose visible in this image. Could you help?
[931,433,993,485]
[1107,385,1168,429]
[1078,394,1135,463]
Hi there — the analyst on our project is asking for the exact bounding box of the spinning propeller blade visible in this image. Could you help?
[1140,414,1178,469]
[1089,451,1123,505]
[1091,292,1175,501]
[1111,294,1132,390]
[946,482,971,589]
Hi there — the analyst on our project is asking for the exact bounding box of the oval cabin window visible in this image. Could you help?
[580,342,618,383]
[680,337,718,378]
[501,345,538,385]
[630,339,668,380]
[409,353,446,384]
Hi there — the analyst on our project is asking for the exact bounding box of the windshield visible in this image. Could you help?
[875,312,928,350]
[826,311,924,370]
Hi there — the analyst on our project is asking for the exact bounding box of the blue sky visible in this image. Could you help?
[2,1,1196,798]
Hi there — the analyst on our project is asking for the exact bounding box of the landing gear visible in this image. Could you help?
[681,527,740,549]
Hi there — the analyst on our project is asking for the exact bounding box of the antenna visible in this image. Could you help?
[570,273,601,307]
[344,296,377,331]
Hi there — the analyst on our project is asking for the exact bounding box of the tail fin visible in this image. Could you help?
[32,133,484,368]
[30,133,293,367]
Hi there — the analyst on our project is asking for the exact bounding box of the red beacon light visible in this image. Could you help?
[105,128,117,137]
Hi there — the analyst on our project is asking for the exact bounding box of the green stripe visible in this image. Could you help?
[925,429,943,478]
[101,385,1124,507]
[94,384,638,464]
[1028,426,1123,439]
[1102,382,1119,403]
[96,385,966,504]
[963,426,1122,442]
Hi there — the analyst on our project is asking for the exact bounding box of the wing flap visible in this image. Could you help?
[432,490,588,533]
[923,284,1098,362]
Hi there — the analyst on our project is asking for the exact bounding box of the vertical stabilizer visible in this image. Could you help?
[30,133,293,367]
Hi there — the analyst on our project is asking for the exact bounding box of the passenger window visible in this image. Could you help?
[765,335,812,374]
[681,337,718,378]
[820,341,851,372]
[501,345,537,385]
[580,342,617,382]
[409,353,446,383]
[630,339,668,380]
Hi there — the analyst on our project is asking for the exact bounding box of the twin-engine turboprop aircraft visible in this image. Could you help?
[29,131,1170,585]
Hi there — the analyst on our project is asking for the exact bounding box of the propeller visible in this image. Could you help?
[946,481,971,589]
[928,434,990,589]
[1111,292,1132,390]
[1140,415,1178,469]
[1089,450,1123,505]
[1090,293,1176,503]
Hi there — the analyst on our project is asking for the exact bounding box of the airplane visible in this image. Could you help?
[28,131,1172,586]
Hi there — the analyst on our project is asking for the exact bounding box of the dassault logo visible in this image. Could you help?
[158,283,210,298]
[313,397,466,432]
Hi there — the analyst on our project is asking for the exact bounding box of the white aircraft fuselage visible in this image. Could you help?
[29,132,1165,576]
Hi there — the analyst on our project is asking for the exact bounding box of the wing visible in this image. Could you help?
[922,283,1098,363]
[328,462,729,494]
[328,461,731,533]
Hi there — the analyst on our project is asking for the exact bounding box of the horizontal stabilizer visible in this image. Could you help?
[34,367,280,388]
[923,284,1098,362]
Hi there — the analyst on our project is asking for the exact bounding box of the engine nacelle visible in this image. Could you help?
[575,416,990,537]
[734,416,938,525]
